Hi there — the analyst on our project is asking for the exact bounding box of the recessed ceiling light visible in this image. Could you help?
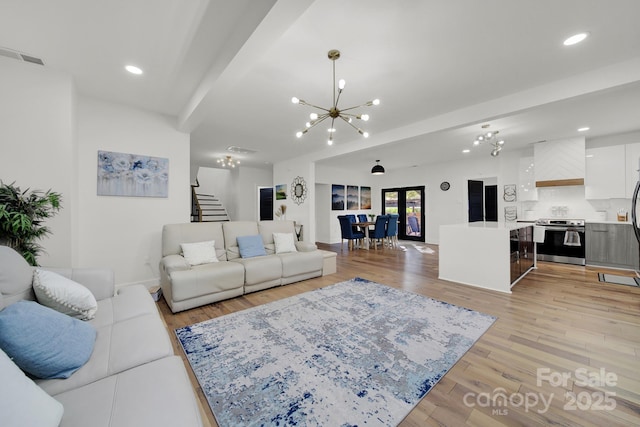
[563,32,589,46]
[577,127,590,132]
[125,65,143,75]
[462,149,470,153]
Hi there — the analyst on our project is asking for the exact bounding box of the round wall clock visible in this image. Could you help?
[440,181,450,191]
[291,176,307,205]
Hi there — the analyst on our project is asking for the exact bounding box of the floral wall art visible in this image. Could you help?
[97,150,169,197]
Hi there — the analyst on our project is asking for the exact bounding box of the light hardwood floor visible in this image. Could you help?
[158,241,640,427]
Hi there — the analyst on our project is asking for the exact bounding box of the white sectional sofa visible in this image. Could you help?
[0,246,202,427]
[160,220,337,313]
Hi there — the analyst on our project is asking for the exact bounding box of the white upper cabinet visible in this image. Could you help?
[625,142,640,198]
[518,156,537,201]
[585,145,626,199]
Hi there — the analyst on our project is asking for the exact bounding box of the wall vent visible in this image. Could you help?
[226,146,257,154]
[0,46,44,66]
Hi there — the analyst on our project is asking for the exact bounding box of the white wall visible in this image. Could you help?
[195,166,272,221]
[76,96,190,287]
[237,166,273,221]
[315,165,382,244]
[0,57,75,266]
[273,159,314,242]
[377,154,507,244]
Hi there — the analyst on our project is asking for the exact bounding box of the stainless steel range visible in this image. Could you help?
[535,218,586,266]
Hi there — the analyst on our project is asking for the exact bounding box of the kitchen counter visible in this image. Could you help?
[585,220,632,225]
[443,221,533,230]
[439,222,535,293]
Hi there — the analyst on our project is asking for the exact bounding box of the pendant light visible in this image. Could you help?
[292,49,380,145]
[371,160,385,175]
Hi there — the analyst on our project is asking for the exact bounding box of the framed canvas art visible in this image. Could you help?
[97,150,168,197]
[331,184,345,210]
[275,184,287,200]
[360,186,371,209]
[347,185,359,210]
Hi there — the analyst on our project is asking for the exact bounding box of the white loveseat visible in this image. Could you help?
[0,246,202,427]
[160,220,337,313]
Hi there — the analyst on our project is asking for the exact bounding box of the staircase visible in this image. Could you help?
[191,185,230,222]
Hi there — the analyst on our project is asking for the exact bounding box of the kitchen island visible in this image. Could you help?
[439,221,535,293]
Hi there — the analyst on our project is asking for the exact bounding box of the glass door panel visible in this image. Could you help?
[384,191,398,215]
[405,189,423,239]
[382,186,425,242]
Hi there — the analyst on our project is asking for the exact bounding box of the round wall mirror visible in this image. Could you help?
[291,176,307,205]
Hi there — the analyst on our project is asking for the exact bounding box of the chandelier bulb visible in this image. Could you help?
[309,113,318,120]
[328,128,336,133]
[291,97,300,104]
[372,99,380,106]
[359,114,369,121]
[338,79,346,90]
[296,131,303,138]
[305,122,311,128]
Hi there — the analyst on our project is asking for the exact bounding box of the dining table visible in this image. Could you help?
[353,221,375,250]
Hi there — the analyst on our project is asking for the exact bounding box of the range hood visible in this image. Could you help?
[534,137,585,187]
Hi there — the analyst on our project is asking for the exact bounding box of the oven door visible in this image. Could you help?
[537,226,586,265]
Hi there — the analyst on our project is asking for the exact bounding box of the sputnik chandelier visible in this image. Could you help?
[217,155,239,168]
[473,125,505,157]
[292,49,380,145]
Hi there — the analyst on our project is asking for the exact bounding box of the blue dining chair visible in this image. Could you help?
[386,214,399,247]
[338,215,365,251]
[357,214,368,223]
[370,215,389,249]
[407,215,420,236]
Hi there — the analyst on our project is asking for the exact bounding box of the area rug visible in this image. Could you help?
[598,272,640,287]
[175,277,496,426]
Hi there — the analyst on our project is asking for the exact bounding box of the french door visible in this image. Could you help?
[382,186,425,242]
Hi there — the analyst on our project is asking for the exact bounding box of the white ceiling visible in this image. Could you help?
[2,0,640,173]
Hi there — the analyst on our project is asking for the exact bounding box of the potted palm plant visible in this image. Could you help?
[0,181,62,266]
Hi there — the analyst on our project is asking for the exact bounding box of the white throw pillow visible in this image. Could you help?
[273,233,298,254]
[33,269,98,320]
[0,348,64,427]
[181,240,218,265]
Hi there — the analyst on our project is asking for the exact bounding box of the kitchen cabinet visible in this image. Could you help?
[625,142,640,199]
[518,156,537,201]
[440,222,535,293]
[510,226,535,283]
[585,145,626,199]
[586,222,639,270]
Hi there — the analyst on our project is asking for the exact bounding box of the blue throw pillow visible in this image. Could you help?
[237,234,267,258]
[0,300,96,379]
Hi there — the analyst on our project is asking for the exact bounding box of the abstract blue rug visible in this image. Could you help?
[176,277,496,426]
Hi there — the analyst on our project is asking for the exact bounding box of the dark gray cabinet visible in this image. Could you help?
[586,223,639,270]
[510,226,535,283]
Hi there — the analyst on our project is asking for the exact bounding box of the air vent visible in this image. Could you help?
[226,146,257,154]
[0,46,44,66]
[20,54,44,65]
